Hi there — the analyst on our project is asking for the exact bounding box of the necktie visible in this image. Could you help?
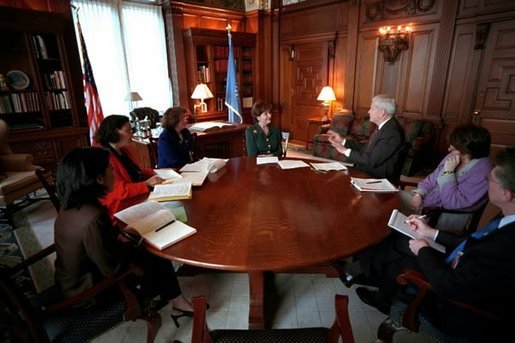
[445,218,502,265]
[366,129,380,151]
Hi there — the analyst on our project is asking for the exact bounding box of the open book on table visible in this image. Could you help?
[115,201,196,250]
[189,121,236,133]
[148,182,192,202]
[175,171,208,186]
[350,177,398,192]
[154,168,182,184]
[180,157,228,174]
[388,209,446,253]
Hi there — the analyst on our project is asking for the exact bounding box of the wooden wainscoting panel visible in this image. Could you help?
[400,23,439,116]
[354,31,379,117]
[473,20,515,149]
[442,23,481,124]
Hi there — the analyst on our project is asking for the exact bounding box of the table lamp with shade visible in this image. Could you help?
[191,83,214,113]
[125,91,142,110]
[317,86,336,122]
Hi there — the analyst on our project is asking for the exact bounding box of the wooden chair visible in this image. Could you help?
[376,269,509,342]
[189,295,354,343]
[35,167,60,212]
[0,242,162,342]
[399,176,489,235]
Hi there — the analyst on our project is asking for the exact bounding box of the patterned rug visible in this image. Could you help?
[0,201,55,342]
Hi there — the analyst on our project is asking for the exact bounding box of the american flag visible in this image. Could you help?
[77,19,104,143]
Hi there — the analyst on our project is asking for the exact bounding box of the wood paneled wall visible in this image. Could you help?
[166,0,515,158]
[272,0,515,158]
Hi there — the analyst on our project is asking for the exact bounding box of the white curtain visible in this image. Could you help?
[72,0,172,116]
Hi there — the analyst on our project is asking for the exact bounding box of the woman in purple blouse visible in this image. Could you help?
[399,124,492,232]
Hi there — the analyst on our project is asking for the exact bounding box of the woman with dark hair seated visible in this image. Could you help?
[157,106,195,168]
[54,147,193,326]
[399,124,492,232]
[94,115,164,216]
[245,100,282,157]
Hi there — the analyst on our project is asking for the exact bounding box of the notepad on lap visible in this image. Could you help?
[388,209,445,253]
[350,177,398,192]
[148,182,192,202]
[115,201,196,250]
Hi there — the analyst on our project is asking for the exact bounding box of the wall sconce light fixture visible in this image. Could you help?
[378,25,412,63]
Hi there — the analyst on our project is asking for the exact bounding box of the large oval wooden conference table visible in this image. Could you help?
[149,156,399,329]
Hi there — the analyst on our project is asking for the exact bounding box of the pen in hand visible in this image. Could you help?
[155,220,175,232]
[405,214,427,223]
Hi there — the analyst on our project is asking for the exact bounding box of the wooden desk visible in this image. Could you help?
[147,157,398,329]
[193,124,249,159]
[130,124,249,168]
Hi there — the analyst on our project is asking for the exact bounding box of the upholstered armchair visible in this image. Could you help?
[313,115,435,176]
[0,119,43,222]
[377,269,508,342]
[130,107,160,129]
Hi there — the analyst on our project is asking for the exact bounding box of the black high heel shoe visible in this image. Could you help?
[170,304,210,328]
[170,308,194,328]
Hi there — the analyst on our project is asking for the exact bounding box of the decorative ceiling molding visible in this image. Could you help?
[364,0,436,22]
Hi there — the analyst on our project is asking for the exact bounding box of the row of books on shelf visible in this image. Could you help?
[45,91,70,110]
[197,66,210,83]
[0,92,40,114]
[214,59,229,73]
[213,46,239,59]
[43,71,66,90]
[213,46,253,59]
[32,34,52,59]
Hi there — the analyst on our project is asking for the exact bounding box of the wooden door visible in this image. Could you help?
[289,41,329,143]
[473,19,515,153]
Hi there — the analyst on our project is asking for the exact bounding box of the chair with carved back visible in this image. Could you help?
[189,295,354,343]
[0,241,162,342]
[376,269,511,343]
[399,176,489,235]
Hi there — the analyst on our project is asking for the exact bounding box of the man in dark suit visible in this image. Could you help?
[357,147,515,341]
[328,94,406,180]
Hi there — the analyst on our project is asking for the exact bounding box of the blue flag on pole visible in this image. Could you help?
[225,29,242,123]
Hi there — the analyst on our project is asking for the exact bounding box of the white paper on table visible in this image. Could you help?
[257,156,279,165]
[310,162,347,171]
[277,160,310,169]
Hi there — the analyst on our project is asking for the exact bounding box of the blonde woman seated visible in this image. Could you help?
[245,100,282,157]
[399,124,492,232]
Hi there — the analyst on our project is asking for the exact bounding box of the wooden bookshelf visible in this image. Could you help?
[0,7,88,169]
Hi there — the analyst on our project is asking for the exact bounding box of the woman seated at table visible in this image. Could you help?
[245,100,282,157]
[157,106,195,169]
[54,147,193,326]
[399,124,492,232]
[94,115,164,217]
